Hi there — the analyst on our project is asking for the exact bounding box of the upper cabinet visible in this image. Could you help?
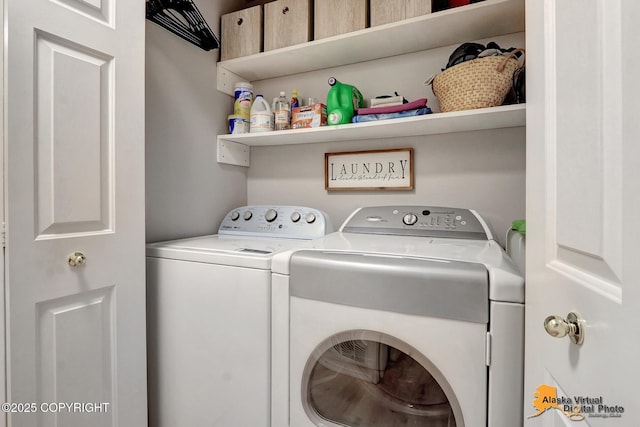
[216,0,525,95]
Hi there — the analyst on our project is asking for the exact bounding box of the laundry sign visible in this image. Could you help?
[325,148,414,191]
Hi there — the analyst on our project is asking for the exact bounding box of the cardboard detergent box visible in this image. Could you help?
[292,103,327,128]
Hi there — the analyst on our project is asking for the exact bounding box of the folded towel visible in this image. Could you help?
[352,107,432,123]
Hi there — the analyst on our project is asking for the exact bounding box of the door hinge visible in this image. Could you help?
[1,222,5,248]
[485,332,492,367]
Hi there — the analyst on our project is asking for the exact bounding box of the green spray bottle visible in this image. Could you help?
[326,77,365,125]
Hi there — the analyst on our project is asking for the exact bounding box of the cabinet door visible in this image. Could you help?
[4,0,146,426]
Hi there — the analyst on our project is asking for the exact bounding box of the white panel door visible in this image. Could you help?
[4,0,146,425]
[525,0,640,425]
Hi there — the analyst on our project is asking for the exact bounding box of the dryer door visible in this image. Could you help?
[289,297,488,427]
[304,331,458,427]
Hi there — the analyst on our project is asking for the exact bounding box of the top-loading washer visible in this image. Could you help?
[270,205,524,427]
[146,205,331,427]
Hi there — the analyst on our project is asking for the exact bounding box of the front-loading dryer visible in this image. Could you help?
[146,206,331,427]
[270,206,524,427]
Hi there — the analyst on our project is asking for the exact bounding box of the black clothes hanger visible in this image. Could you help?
[146,0,220,51]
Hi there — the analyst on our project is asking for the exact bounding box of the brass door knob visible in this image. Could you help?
[68,252,87,267]
[544,312,584,345]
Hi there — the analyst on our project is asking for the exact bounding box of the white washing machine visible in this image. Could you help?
[271,206,524,427]
[146,206,331,427]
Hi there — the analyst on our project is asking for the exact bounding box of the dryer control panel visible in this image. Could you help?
[340,206,492,240]
[218,205,332,239]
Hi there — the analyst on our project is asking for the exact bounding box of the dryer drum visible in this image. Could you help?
[308,342,456,426]
[378,348,449,407]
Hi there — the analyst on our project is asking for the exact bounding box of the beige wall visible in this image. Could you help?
[248,128,525,246]
[145,1,525,247]
[145,0,248,243]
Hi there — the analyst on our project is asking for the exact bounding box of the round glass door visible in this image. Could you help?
[303,334,459,426]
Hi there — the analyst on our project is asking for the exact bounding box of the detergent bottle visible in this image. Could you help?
[290,89,300,109]
[326,77,365,125]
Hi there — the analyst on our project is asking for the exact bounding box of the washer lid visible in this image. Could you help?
[146,234,315,269]
[290,250,489,323]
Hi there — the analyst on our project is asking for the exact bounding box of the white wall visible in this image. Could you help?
[248,33,526,246]
[145,0,247,243]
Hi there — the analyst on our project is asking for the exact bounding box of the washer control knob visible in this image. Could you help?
[230,211,240,221]
[305,213,316,224]
[265,209,278,222]
[291,212,301,223]
[243,211,253,221]
[403,213,418,226]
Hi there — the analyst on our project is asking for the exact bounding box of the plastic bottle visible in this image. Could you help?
[274,91,291,131]
[290,89,300,109]
[289,89,300,128]
[506,220,526,275]
[326,77,365,125]
[250,94,273,133]
[233,82,253,119]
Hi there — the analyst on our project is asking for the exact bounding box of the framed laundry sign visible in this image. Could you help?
[325,148,414,191]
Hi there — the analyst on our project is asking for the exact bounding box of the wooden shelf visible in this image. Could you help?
[215,0,526,167]
[216,104,526,166]
[216,0,525,95]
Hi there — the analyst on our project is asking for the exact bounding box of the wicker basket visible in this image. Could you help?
[431,49,523,113]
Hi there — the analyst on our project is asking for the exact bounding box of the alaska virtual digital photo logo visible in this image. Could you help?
[529,384,624,421]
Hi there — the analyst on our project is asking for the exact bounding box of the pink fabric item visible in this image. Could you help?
[356,98,428,115]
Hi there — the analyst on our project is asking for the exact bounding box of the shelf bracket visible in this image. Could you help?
[217,64,245,96]
[217,139,250,167]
